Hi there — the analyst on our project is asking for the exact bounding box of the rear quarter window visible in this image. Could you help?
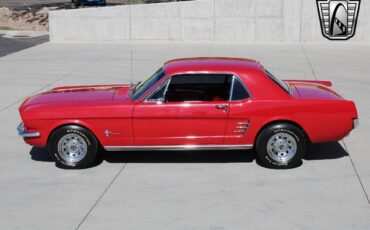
[264,69,290,94]
[232,77,250,100]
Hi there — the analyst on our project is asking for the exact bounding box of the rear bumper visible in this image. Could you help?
[17,123,40,138]
[353,118,359,130]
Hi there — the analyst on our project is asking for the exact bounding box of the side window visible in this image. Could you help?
[231,77,250,101]
[146,79,170,102]
[165,74,232,102]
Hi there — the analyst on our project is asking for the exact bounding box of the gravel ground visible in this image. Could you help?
[0,6,51,31]
[0,0,186,10]
[1,1,70,10]
[0,1,190,31]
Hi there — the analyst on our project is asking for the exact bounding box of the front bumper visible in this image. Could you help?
[17,123,40,138]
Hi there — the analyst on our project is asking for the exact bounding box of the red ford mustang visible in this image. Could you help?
[17,57,358,169]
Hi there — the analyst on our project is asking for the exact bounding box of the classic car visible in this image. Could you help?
[17,57,358,169]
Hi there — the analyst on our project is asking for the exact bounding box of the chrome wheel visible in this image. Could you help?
[267,132,297,164]
[57,133,88,163]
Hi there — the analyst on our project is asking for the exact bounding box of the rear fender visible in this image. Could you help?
[252,116,311,144]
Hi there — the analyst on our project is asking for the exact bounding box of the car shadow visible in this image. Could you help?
[29,141,348,168]
[103,150,256,164]
[29,146,51,162]
[304,141,348,160]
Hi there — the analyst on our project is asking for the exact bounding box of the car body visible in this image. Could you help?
[18,57,358,169]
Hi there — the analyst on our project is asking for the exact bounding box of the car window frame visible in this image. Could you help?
[144,78,171,103]
[229,75,252,101]
[264,69,291,94]
[142,72,252,103]
[130,67,166,101]
[144,72,233,103]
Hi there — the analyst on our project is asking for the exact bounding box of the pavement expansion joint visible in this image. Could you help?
[342,139,370,205]
[75,163,128,230]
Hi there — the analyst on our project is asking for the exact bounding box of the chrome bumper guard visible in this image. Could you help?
[17,123,40,138]
[353,118,359,130]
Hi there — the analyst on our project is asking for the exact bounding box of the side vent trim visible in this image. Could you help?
[233,120,250,135]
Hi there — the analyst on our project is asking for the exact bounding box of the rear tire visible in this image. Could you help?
[256,123,306,169]
[49,125,98,169]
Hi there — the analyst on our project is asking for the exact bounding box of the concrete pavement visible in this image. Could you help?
[0,35,48,57]
[0,42,369,229]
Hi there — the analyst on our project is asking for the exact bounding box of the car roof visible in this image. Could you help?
[161,57,290,100]
[163,57,263,76]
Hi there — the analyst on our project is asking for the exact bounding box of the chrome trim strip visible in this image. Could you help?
[104,144,253,151]
[229,75,236,101]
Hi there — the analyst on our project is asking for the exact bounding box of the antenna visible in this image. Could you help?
[130,45,133,86]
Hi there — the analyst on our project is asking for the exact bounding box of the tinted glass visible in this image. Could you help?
[264,69,290,93]
[165,74,232,102]
[132,68,166,100]
[232,77,249,100]
[147,80,169,101]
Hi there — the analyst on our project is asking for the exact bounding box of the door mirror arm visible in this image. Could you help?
[146,97,165,104]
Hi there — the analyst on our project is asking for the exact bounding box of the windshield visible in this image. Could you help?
[264,69,290,94]
[131,68,166,101]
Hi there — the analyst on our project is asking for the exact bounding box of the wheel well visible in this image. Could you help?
[255,120,311,145]
[47,124,101,147]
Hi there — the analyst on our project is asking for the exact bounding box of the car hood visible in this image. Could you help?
[20,84,131,110]
[284,80,343,100]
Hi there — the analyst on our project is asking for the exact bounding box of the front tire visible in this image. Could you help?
[256,123,306,169]
[49,125,98,169]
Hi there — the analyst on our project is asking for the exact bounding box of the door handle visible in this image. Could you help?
[215,105,228,110]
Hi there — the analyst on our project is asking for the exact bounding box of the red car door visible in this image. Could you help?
[133,73,233,146]
[133,101,229,145]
